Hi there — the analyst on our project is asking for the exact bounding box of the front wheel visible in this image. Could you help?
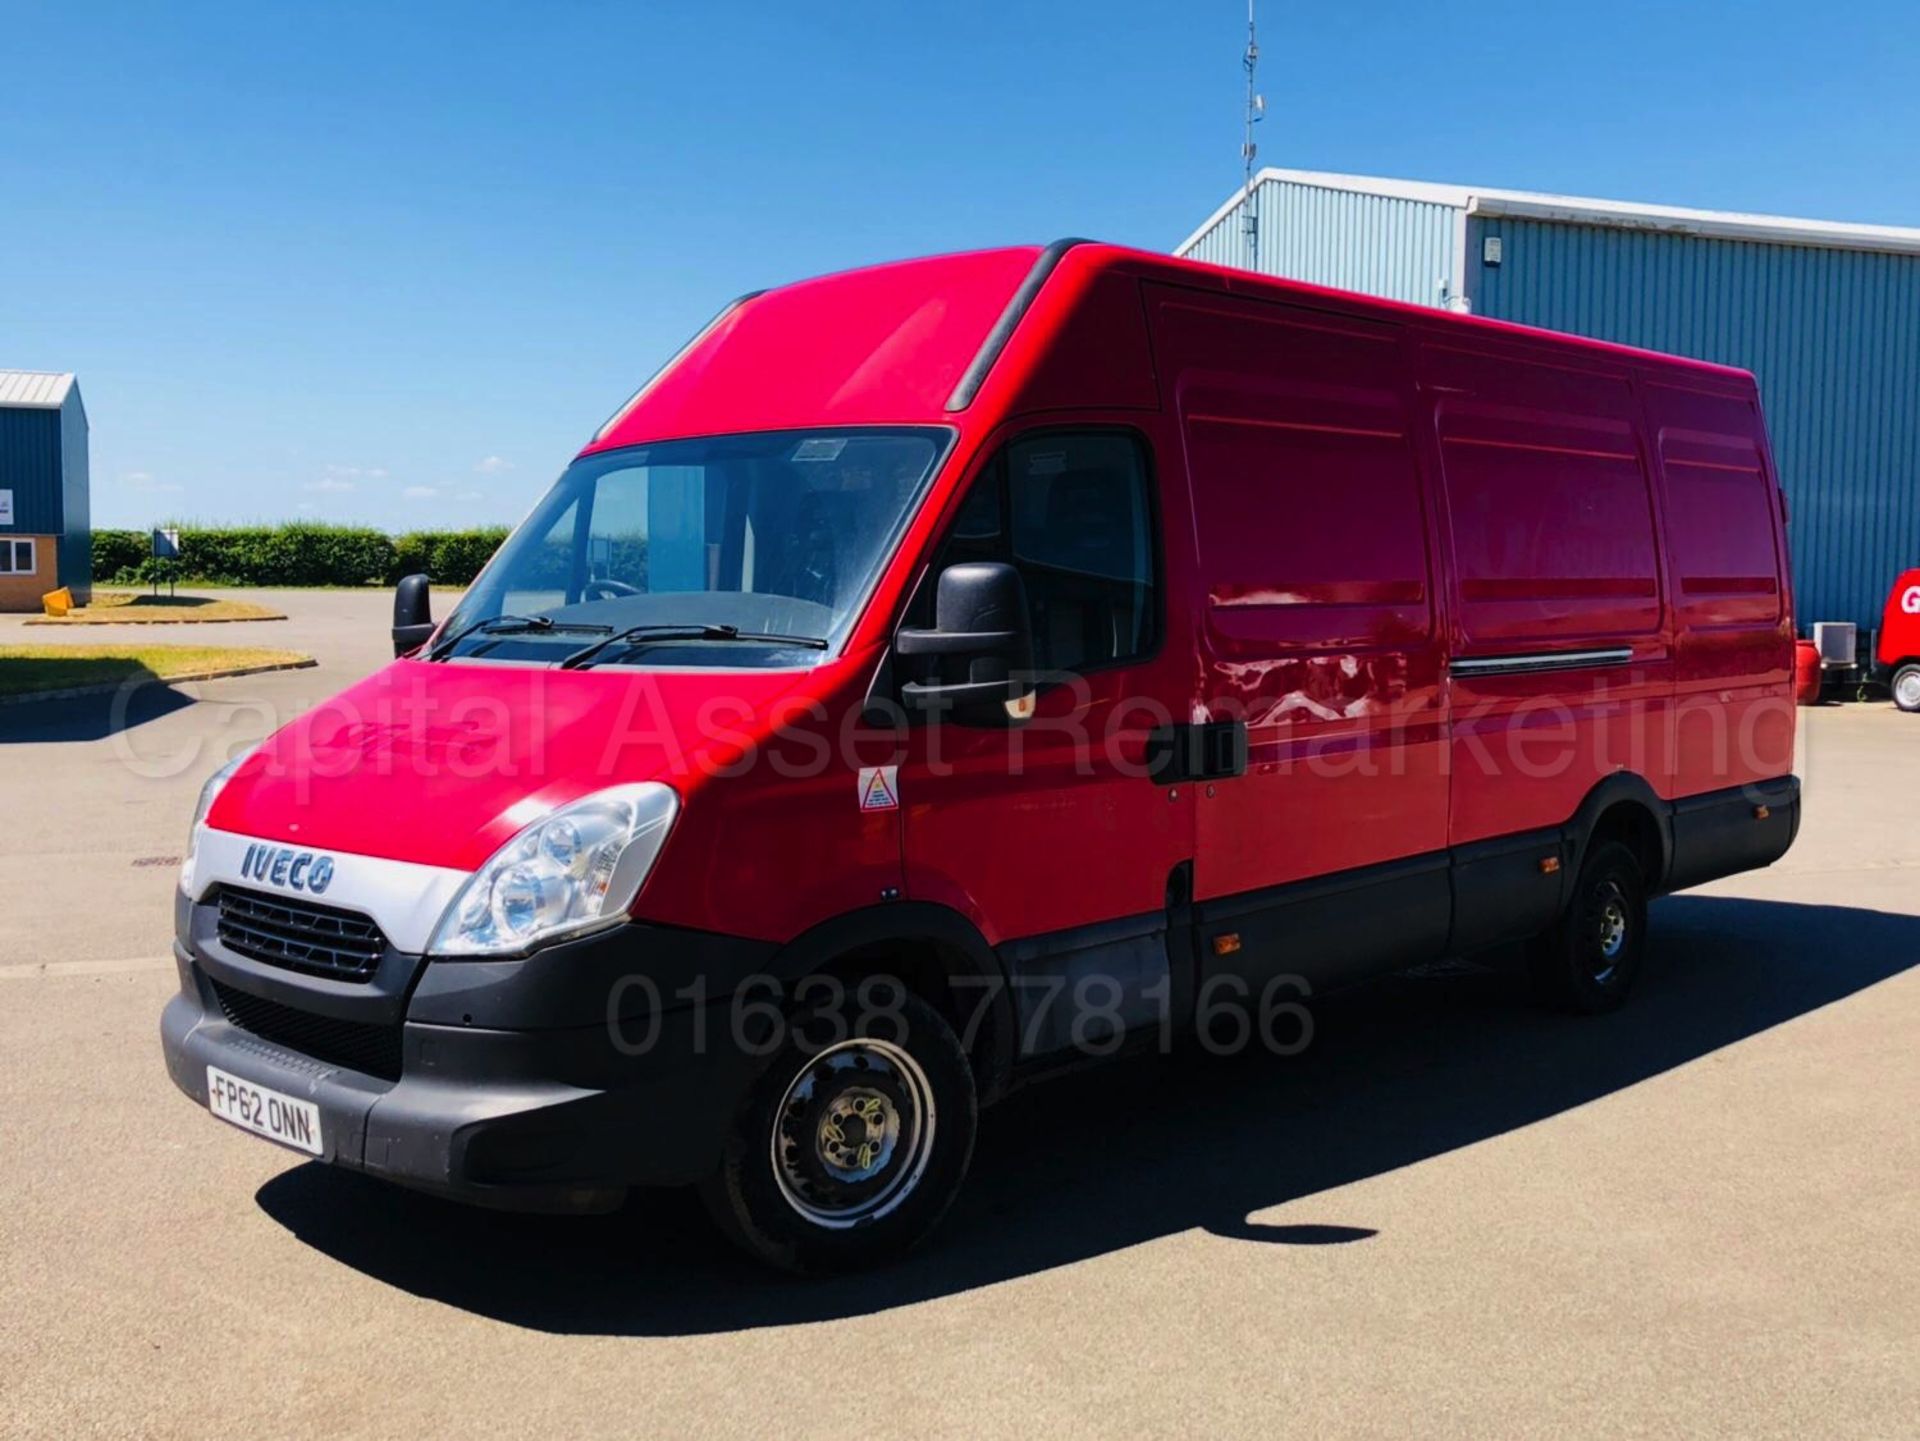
[698,985,977,1273]
[1528,840,1648,1014]
[1892,662,1920,713]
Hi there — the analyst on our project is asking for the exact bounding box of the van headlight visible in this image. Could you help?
[181,750,252,894]
[428,783,679,957]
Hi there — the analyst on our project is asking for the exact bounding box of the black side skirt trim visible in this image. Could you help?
[1663,775,1800,893]
[1196,852,1453,996]
[1448,826,1571,956]
[987,774,1800,1049]
[997,908,1168,1059]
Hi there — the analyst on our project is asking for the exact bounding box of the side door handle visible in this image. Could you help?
[1146,721,1248,783]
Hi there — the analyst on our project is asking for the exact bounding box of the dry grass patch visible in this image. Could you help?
[28,591,285,623]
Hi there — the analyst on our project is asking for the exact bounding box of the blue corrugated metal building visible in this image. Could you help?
[0,370,91,610]
[1177,169,1920,632]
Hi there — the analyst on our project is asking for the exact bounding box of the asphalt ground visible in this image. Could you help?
[1,589,1913,1438]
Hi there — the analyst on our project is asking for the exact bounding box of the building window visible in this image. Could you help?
[0,539,36,575]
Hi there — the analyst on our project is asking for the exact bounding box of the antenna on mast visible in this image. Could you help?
[1241,0,1264,268]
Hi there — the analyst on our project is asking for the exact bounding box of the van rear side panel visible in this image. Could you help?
[1642,377,1795,793]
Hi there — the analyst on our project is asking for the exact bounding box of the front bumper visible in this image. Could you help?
[159,893,779,1212]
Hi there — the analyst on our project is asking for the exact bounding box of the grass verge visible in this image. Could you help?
[27,592,286,623]
[0,644,314,698]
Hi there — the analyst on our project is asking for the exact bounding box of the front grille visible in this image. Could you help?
[215,887,387,983]
[210,978,403,1081]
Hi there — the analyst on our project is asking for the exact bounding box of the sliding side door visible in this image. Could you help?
[1147,284,1450,996]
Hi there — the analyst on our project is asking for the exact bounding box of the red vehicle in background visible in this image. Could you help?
[1877,569,1920,711]
[159,240,1800,1271]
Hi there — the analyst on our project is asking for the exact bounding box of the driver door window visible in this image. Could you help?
[927,431,1157,675]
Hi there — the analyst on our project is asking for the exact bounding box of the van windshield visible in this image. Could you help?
[435,427,948,667]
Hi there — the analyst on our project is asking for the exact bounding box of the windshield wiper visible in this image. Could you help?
[559,624,828,670]
[427,613,610,661]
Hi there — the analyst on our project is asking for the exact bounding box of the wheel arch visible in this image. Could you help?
[1566,773,1673,892]
[766,902,1018,1104]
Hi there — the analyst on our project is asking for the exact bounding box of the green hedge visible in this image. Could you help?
[389,529,512,587]
[93,529,149,582]
[92,526,510,588]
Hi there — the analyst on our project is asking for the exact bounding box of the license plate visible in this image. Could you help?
[205,1065,323,1156]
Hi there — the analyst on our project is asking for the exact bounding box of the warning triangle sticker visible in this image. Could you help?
[859,766,900,812]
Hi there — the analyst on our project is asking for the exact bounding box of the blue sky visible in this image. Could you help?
[5,0,1917,532]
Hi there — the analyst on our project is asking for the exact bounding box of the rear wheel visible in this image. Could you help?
[1892,663,1920,713]
[699,985,976,1273]
[1529,840,1647,1014]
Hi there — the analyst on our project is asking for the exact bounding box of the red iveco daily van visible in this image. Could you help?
[161,241,1799,1271]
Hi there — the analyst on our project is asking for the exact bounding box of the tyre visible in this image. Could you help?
[1528,840,1648,1014]
[698,983,977,1273]
[1892,663,1920,714]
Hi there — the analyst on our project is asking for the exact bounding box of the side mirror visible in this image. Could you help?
[392,573,435,656]
[896,561,1035,723]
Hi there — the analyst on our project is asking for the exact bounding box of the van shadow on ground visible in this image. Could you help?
[255,894,1916,1336]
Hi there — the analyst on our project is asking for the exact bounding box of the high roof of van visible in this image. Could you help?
[586,247,1045,453]
[583,242,1751,455]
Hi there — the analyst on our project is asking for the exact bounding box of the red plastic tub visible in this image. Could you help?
[1794,639,1823,705]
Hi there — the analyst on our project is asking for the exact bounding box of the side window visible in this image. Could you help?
[927,431,1157,673]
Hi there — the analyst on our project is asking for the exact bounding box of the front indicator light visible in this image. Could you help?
[428,783,678,958]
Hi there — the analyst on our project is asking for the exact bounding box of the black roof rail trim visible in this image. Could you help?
[945,238,1091,413]
[593,289,768,442]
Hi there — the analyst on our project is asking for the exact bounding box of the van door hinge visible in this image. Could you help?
[1146,721,1248,783]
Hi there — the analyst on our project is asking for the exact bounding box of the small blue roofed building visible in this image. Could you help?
[1179,169,1920,632]
[0,370,90,611]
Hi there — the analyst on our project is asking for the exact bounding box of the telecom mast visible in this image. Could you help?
[1242,0,1264,267]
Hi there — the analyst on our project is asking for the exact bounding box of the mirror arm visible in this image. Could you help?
[894,627,1021,657]
[900,677,1026,708]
